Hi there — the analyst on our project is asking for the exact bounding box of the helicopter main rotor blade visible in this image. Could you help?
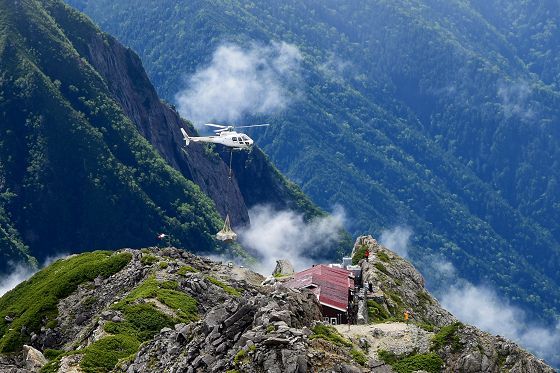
[235,124,270,129]
[205,123,228,128]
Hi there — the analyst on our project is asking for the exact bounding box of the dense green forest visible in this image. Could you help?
[0,0,229,271]
[67,0,560,325]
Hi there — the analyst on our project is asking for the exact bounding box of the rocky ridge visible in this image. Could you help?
[0,237,555,372]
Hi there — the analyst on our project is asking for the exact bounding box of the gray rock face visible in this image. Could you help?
[123,286,322,372]
[436,325,555,373]
[78,33,250,226]
[357,235,456,327]
[22,345,47,371]
[353,235,554,373]
[273,259,295,277]
[0,242,555,373]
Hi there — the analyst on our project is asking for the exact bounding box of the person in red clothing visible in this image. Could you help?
[364,249,370,262]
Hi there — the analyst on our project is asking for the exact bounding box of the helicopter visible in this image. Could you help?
[180,123,269,150]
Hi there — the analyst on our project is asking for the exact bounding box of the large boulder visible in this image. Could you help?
[273,260,295,277]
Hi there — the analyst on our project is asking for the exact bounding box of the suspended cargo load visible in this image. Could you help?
[216,214,237,242]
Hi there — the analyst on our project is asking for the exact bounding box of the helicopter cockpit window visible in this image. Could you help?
[242,136,249,140]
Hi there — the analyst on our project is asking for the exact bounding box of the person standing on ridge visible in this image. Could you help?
[364,249,370,262]
[404,310,412,324]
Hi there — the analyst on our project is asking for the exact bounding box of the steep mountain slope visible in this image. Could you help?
[0,241,554,372]
[0,0,225,269]
[66,0,560,322]
[0,0,345,274]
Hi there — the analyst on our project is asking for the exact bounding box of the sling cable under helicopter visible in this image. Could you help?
[180,123,270,242]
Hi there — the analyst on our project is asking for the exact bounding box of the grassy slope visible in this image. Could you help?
[0,251,132,352]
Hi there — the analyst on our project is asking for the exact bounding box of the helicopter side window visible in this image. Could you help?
[232,137,238,142]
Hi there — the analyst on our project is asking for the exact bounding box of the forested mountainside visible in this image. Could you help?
[0,0,343,274]
[67,0,560,323]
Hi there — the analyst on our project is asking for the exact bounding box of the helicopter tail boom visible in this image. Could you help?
[180,128,190,146]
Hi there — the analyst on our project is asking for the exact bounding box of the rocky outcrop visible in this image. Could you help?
[22,346,46,371]
[0,238,555,372]
[125,288,321,372]
[0,346,46,373]
[356,235,455,327]
[437,324,554,373]
[273,259,295,277]
[340,235,555,373]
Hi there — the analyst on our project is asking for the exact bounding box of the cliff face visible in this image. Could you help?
[0,237,554,372]
[43,1,249,226]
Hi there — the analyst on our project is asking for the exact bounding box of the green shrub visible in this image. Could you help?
[40,360,61,373]
[207,276,241,296]
[114,276,198,324]
[80,334,140,373]
[352,245,368,265]
[40,349,65,373]
[374,262,390,275]
[392,353,444,373]
[310,324,352,347]
[379,350,443,373]
[156,287,198,322]
[158,261,168,269]
[81,296,97,308]
[160,280,178,290]
[97,276,198,372]
[431,322,463,352]
[377,251,391,262]
[350,348,368,366]
[177,265,198,275]
[417,291,432,306]
[367,300,391,322]
[140,254,158,265]
[122,304,173,340]
[383,289,405,316]
[0,252,131,352]
[44,349,65,360]
[233,348,248,365]
[378,349,399,365]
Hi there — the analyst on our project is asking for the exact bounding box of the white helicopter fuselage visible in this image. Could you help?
[181,128,254,149]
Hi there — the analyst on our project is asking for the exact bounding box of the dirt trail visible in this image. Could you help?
[335,322,434,359]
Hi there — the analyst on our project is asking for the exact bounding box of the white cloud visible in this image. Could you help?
[432,258,560,367]
[0,253,69,297]
[0,264,35,297]
[175,41,302,127]
[497,79,535,120]
[239,205,346,275]
[379,226,413,258]
[320,52,354,82]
